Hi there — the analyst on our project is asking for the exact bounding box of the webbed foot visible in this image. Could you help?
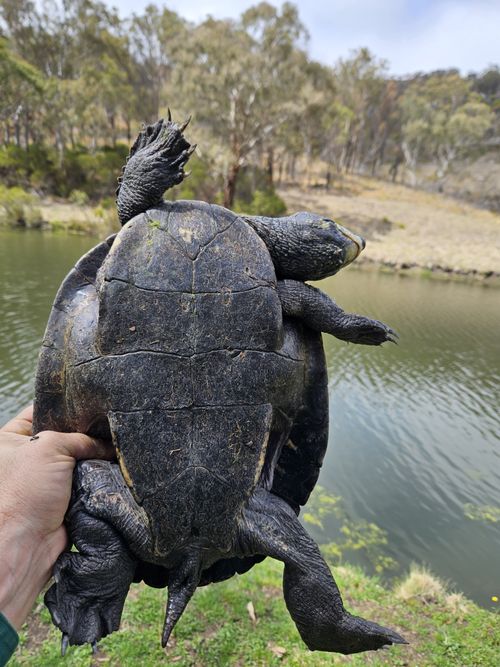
[338,314,398,346]
[45,510,136,650]
[116,116,195,225]
[301,611,407,655]
[238,489,407,656]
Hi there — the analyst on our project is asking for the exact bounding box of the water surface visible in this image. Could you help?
[0,229,499,605]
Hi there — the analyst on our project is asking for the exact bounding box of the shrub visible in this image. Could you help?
[68,189,89,206]
[0,144,129,199]
[234,188,287,216]
[233,165,287,216]
[171,156,221,203]
[0,185,42,227]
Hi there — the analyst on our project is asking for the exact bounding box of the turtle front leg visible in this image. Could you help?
[237,489,407,655]
[45,460,153,651]
[278,280,397,345]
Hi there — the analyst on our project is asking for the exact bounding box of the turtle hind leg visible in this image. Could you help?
[45,460,153,649]
[238,489,407,655]
[278,279,398,346]
[117,117,195,225]
[45,502,136,650]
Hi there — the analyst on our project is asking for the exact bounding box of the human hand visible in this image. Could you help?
[0,406,113,630]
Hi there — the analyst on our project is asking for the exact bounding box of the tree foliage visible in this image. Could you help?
[0,0,497,200]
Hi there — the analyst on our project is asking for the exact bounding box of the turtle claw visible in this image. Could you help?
[178,116,191,133]
[61,633,69,657]
[342,315,399,346]
[332,614,408,654]
[386,328,399,344]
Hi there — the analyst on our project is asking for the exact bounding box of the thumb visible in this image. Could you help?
[40,431,115,461]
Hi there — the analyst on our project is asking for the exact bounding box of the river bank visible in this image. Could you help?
[11,559,499,666]
[0,188,118,236]
[279,175,500,286]
[2,176,499,285]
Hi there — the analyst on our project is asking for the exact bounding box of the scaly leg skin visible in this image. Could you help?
[278,279,397,346]
[45,460,153,651]
[117,117,195,225]
[45,505,136,651]
[238,489,407,655]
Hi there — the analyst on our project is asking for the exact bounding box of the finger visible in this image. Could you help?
[1,404,34,436]
[40,432,115,461]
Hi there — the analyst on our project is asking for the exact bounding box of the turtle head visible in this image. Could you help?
[244,211,366,281]
[309,215,366,269]
[285,212,366,280]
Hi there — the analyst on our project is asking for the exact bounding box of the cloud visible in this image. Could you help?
[111,0,499,75]
[299,0,500,75]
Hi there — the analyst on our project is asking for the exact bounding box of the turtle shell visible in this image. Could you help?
[35,200,306,559]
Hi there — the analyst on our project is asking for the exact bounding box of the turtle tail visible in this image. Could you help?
[162,551,201,648]
[116,112,196,226]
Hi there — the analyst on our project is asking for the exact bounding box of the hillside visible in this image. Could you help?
[279,175,500,283]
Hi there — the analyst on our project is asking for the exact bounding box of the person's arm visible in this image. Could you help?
[0,406,113,663]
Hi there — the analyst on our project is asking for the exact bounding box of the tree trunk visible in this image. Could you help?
[109,112,116,147]
[24,116,30,150]
[223,161,240,208]
[277,156,283,185]
[325,163,333,189]
[266,147,274,186]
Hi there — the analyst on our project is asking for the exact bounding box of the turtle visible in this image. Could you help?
[33,116,406,656]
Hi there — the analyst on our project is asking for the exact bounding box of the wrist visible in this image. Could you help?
[0,516,57,629]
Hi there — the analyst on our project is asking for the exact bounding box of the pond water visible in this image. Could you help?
[1,229,499,606]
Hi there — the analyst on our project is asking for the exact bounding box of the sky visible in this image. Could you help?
[108,0,500,76]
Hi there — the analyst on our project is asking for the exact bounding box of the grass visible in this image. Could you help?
[39,200,118,235]
[11,560,499,666]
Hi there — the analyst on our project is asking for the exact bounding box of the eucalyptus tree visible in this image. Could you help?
[400,72,494,183]
[0,36,43,145]
[128,4,187,124]
[1,0,135,150]
[331,48,389,173]
[178,2,308,206]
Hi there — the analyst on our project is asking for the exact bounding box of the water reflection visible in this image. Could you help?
[0,231,96,418]
[318,270,500,605]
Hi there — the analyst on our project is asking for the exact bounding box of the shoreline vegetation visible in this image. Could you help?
[2,173,498,286]
[12,559,500,666]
